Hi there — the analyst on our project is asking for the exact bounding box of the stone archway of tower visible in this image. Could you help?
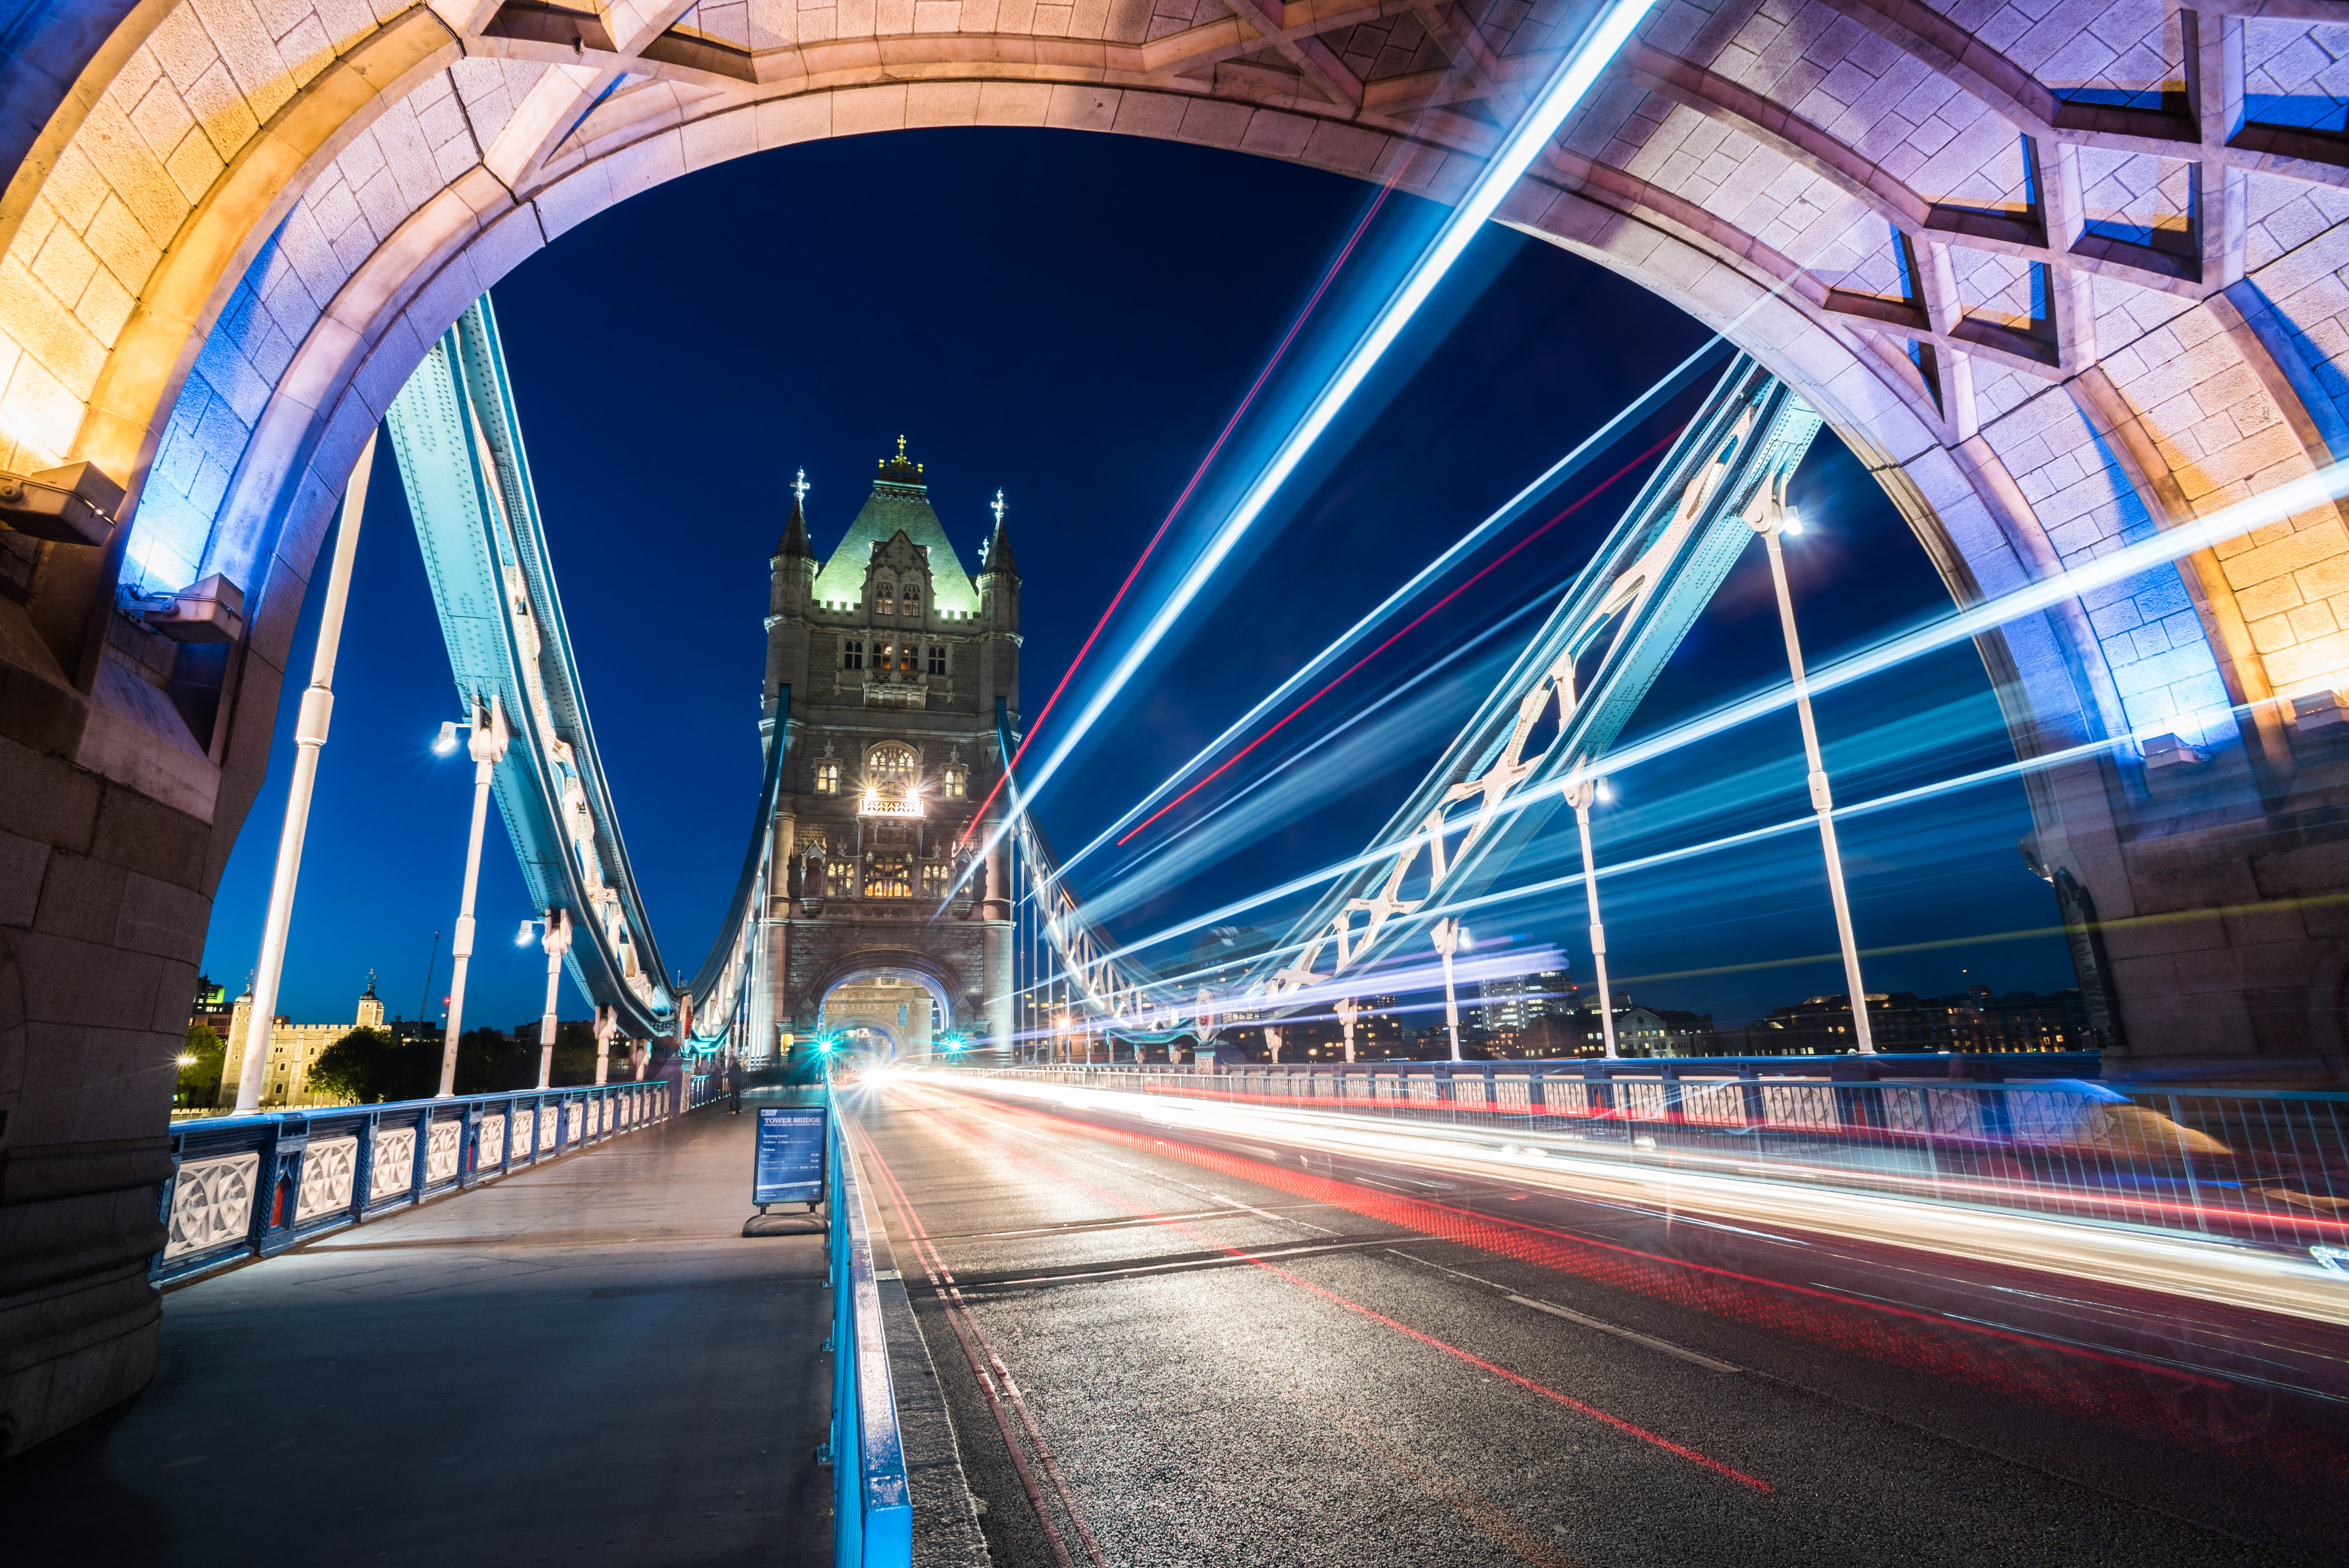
[819,963,955,1039]
[10,2,2349,1069]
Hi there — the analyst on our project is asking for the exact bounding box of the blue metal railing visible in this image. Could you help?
[155,1078,674,1285]
[825,1088,913,1566]
[978,1060,2349,1258]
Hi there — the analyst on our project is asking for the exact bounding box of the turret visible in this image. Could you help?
[979,488,1019,633]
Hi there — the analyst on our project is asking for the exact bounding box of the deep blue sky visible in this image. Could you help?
[201,127,2075,1032]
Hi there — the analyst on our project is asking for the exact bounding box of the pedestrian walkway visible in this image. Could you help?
[4,1092,831,1568]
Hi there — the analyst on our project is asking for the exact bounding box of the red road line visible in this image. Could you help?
[891,1085,1776,1493]
[918,1081,2251,1417]
[847,1115,1107,1567]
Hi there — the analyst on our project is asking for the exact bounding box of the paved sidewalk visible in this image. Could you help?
[3,1091,831,1568]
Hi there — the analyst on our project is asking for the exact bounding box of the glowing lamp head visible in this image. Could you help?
[432,720,460,755]
[1781,506,1805,537]
[176,1054,197,1067]
[517,919,537,946]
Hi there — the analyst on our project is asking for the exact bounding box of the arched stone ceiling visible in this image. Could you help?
[5,0,2349,1058]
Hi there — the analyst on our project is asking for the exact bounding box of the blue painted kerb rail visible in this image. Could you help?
[826,1089,913,1566]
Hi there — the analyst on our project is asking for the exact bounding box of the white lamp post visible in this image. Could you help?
[1749,486,1875,1053]
[1431,918,1469,1062]
[519,908,572,1089]
[434,692,512,1095]
[233,434,377,1116]
[1334,996,1359,1064]
[1565,773,1620,1059]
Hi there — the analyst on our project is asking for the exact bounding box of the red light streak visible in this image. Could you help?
[886,1085,1776,1490]
[957,153,1421,850]
[902,1080,2347,1471]
[1116,427,1685,846]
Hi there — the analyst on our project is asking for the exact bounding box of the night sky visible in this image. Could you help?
[199,127,2076,1035]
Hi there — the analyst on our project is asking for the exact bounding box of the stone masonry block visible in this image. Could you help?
[113,872,209,965]
[91,779,209,890]
[0,735,102,854]
[31,853,125,946]
[0,830,47,928]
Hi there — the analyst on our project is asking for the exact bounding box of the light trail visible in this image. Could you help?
[956,157,1419,849]
[964,0,1666,877]
[1094,708,2194,994]
[934,1074,2349,1329]
[1115,428,1686,847]
[1085,454,2349,983]
[892,1082,1777,1489]
[1076,595,1559,928]
[1048,339,1729,881]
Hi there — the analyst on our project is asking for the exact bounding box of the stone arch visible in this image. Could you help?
[814,951,961,1033]
[1,0,2346,1092]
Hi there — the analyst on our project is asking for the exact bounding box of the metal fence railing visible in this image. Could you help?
[157,1078,676,1286]
[975,1059,2349,1260]
[825,1087,912,1566]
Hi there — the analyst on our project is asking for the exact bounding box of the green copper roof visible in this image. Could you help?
[809,474,982,617]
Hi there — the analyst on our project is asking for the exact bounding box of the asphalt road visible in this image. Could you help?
[851,1076,2349,1568]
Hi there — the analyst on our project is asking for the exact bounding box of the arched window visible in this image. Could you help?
[896,643,917,672]
[874,581,896,615]
[815,761,839,794]
[869,743,916,786]
[942,767,967,799]
[900,586,920,616]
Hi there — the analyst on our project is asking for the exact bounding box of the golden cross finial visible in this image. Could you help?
[896,435,907,459]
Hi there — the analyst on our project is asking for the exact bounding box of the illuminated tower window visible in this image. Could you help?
[875,584,895,615]
[902,588,920,616]
[921,861,949,896]
[896,643,917,672]
[942,767,966,799]
[866,853,912,897]
[816,761,839,794]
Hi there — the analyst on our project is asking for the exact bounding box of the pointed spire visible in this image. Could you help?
[777,467,813,557]
[982,488,1019,577]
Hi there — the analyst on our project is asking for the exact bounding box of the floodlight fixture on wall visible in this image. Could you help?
[0,461,123,547]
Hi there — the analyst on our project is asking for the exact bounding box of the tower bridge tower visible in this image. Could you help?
[756,440,1019,1062]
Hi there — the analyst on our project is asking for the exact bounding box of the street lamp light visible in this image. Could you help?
[1747,481,1874,1053]
[433,693,513,1095]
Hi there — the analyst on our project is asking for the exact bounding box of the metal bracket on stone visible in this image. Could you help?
[0,461,123,547]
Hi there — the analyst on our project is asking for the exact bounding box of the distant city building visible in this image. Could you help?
[1723,988,2097,1055]
[189,974,234,1039]
[1476,967,1573,1033]
[217,976,387,1108]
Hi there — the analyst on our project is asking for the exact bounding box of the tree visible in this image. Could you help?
[178,1023,224,1107]
[453,1027,536,1094]
[549,1018,602,1086]
[309,1027,438,1104]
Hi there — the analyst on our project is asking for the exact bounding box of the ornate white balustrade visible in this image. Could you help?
[155,1078,681,1286]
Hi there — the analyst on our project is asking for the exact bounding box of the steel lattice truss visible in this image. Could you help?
[1006,357,1821,1044]
[1245,355,1820,1014]
[1247,356,1820,1012]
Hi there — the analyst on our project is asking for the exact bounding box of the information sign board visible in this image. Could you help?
[753,1105,828,1208]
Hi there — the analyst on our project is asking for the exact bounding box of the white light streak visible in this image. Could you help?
[979,0,1663,856]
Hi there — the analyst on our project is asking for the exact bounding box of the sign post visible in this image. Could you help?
[753,1104,827,1212]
